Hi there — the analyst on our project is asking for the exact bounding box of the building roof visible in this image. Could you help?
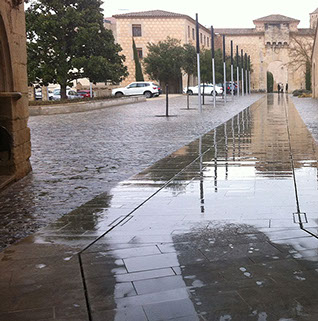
[215,28,261,36]
[311,8,318,14]
[112,10,210,33]
[113,10,188,19]
[292,28,315,35]
[253,14,300,24]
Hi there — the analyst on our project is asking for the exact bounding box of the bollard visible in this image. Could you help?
[166,84,169,117]
[187,93,189,109]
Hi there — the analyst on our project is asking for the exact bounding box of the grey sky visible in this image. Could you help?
[102,1,318,29]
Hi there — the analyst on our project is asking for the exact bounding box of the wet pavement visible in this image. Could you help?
[0,94,261,249]
[1,94,318,320]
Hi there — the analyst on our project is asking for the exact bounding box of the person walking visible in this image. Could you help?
[278,83,280,93]
[285,83,288,93]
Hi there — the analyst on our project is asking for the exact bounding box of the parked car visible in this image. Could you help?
[112,82,160,98]
[52,89,82,100]
[183,84,223,96]
[224,82,238,95]
[35,89,54,100]
[77,90,93,98]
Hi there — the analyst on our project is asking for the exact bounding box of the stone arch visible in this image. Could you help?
[267,60,288,92]
[0,14,14,92]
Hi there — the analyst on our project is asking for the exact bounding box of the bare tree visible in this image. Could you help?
[288,33,314,71]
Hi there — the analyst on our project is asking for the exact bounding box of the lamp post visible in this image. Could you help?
[211,26,216,107]
[223,35,226,103]
[236,45,240,97]
[241,49,244,96]
[196,13,202,113]
[231,40,234,99]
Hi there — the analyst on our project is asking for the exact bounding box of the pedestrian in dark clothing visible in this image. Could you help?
[285,83,288,93]
[278,83,280,93]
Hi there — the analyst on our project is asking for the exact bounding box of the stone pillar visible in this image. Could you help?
[0,1,32,181]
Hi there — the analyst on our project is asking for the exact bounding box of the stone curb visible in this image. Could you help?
[29,96,147,116]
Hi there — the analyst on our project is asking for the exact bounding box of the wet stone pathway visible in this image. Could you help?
[0,94,261,249]
[1,94,318,320]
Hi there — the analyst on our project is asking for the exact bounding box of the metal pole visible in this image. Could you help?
[241,49,244,96]
[196,14,202,113]
[236,45,239,97]
[223,35,226,104]
[211,26,216,108]
[245,53,248,95]
[231,40,234,99]
[89,82,93,98]
[166,84,169,117]
[248,55,251,94]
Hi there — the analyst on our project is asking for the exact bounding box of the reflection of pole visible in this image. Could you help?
[196,14,202,113]
[231,41,234,99]
[223,35,226,104]
[237,113,241,157]
[224,123,228,180]
[241,49,244,96]
[199,137,205,213]
[236,45,240,97]
[242,110,245,132]
[211,26,216,108]
[231,117,235,161]
[245,53,248,96]
[214,128,218,193]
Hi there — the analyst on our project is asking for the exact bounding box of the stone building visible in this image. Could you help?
[0,0,31,188]
[312,26,318,98]
[109,9,317,93]
[110,10,212,89]
[216,13,316,92]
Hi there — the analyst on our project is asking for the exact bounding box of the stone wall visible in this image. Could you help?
[220,29,313,93]
[313,28,318,98]
[0,0,31,180]
[115,16,211,88]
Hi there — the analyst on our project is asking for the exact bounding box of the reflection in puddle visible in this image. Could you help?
[50,95,318,320]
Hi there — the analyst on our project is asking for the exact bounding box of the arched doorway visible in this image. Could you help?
[267,60,288,93]
[0,14,15,181]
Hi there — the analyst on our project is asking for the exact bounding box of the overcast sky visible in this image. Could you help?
[102,1,318,29]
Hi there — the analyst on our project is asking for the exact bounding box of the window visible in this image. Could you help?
[207,37,209,47]
[132,24,142,37]
[200,33,202,44]
[136,48,143,59]
[192,28,195,40]
[204,35,206,46]
[188,26,190,38]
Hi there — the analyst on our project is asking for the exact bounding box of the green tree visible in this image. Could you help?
[26,0,128,99]
[267,71,274,93]
[182,44,197,91]
[144,37,184,93]
[132,39,144,81]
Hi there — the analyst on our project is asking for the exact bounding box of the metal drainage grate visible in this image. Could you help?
[293,212,308,224]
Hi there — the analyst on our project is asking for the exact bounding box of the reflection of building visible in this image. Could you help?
[216,11,316,92]
[0,1,31,186]
[108,10,211,89]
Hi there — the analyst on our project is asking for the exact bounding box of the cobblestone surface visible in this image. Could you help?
[0,94,263,249]
[291,96,318,143]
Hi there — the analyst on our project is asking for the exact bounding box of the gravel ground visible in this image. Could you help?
[1,94,264,249]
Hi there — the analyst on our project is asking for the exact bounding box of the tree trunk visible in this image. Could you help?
[61,83,67,100]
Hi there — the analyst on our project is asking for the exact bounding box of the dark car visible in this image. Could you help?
[77,90,93,98]
[224,82,237,95]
